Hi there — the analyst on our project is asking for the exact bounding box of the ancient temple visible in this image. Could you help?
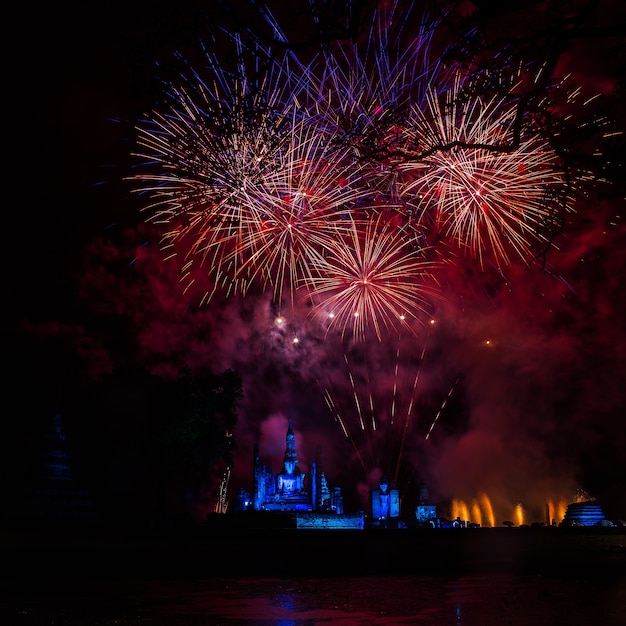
[561,500,608,526]
[251,418,313,511]
[235,419,364,528]
[415,486,438,526]
[244,418,342,513]
[369,476,400,526]
[10,411,98,528]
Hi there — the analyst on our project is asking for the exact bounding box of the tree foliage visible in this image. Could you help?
[153,366,243,480]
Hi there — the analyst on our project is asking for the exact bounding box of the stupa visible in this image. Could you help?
[561,500,607,526]
[11,411,98,527]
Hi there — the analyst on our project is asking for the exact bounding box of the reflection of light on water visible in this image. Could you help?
[14,575,614,623]
[274,594,297,626]
[275,594,295,611]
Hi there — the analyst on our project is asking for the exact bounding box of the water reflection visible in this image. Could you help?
[6,574,625,625]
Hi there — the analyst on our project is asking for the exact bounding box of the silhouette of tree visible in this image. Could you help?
[150,366,243,525]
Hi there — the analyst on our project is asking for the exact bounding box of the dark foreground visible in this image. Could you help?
[1,527,625,625]
[3,525,625,578]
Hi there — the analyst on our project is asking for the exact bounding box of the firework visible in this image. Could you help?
[123,3,599,519]
[397,78,573,267]
[128,34,313,301]
[303,213,441,341]
[307,2,444,193]
[232,114,377,307]
[129,1,574,327]
[319,319,436,487]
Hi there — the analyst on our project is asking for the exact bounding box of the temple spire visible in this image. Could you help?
[283,418,298,465]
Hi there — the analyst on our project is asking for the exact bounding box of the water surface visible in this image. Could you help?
[5,573,626,625]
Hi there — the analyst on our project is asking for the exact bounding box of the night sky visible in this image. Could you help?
[7,0,625,527]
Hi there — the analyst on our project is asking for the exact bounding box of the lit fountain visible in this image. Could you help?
[451,494,569,527]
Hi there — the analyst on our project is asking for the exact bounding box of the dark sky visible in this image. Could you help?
[7,0,626,526]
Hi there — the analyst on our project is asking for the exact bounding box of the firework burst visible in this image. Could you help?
[234,114,377,308]
[397,78,573,267]
[128,36,311,300]
[303,214,441,341]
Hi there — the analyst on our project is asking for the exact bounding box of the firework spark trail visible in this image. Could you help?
[321,342,392,474]
[393,319,435,484]
[319,320,435,486]
[425,377,461,441]
[390,342,400,426]
[343,352,366,433]
[368,389,376,432]
[321,378,369,474]
[356,350,379,468]
[322,386,347,436]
